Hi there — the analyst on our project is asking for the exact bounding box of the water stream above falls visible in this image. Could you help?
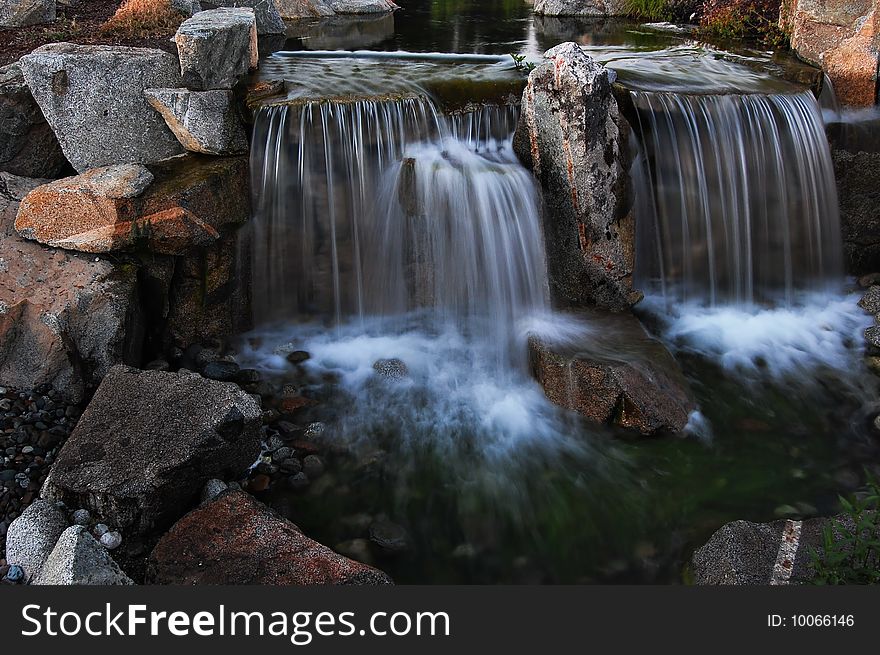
[232,2,880,583]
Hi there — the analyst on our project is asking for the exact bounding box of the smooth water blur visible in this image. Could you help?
[631,90,842,305]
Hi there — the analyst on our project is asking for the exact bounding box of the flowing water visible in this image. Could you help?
[233,1,880,583]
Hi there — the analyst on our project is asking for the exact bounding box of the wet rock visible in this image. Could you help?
[369,519,410,554]
[201,478,228,504]
[302,454,325,479]
[865,325,880,350]
[202,360,241,382]
[5,499,68,581]
[41,365,262,536]
[288,472,310,490]
[786,0,878,106]
[174,9,259,91]
[276,0,334,18]
[0,196,141,403]
[533,0,624,16]
[327,0,398,13]
[527,311,694,435]
[514,42,638,310]
[372,358,408,379]
[145,89,248,155]
[4,564,23,582]
[14,154,249,255]
[146,490,393,584]
[834,150,880,275]
[859,286,880,315]
[100,531,122,550]
[0,0,55,27]
[71,508,90,526]
[286,350,310,364]
[203,0,285,34]
[33,525,133,585]
[0,63,68,177]
[93,523,109,537]
[18,44,184,172]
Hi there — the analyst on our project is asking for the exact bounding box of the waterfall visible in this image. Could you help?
[248,96,547,364]
[630,90,842,306]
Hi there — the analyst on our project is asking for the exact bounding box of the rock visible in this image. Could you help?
[859,286,880,315]
[866,355,880,375]
[41,365,262,536]
[372,358,407,379]
[202,360,241,381]
[302,454,324,479]
[286,350,310,364]
[276,0,335,18]
[865,325,880,349]
[146,490,393,584]
[0,195,141,403]
[0,63,68,177]
[171,0,202,15]
[368,519,409,553]
[527,311,694,435]
[145,89,248,155]
[533,0,626,16]
[71,508,90,526]
[691,515,862,585]
[202,0,285,34]
[4,499,68,581]
[14,154,250,255]
[32,525,133,585]
[833,150,880,275]
[335,538,373,565]
[93,523,109,537]
[201,478,228,503]
[786,0,878,106]
[326,0,398,13]
[100,531,122,550]
[174,9,259,91]
[0,0,55,27]
[4,564,24,582]
[19,44,185,172]
[288,472,310,490]
[514,43,638,310]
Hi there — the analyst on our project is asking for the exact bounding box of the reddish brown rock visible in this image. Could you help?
[14,155,250,255]
[146,491,394,585]
[787,0,878,106]
[528,311,695,435]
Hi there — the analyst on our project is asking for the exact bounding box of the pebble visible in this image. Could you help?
[302,455,325,479]
[93,523,110,537]
[201,479,228,504]
[272,447,293,463]
[286,351,311,365]
[304,422,325,440]
[100,531,122,550]
[5,564,23,582]
[288,472,310,490]
[203,361,241,382]
[372,358,408,380]
[369,519,410,553]
[72,509,90,526]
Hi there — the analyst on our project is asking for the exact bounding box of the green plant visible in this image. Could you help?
[808,475,880,585]
[510,53,536,74]
[698,0,788,47]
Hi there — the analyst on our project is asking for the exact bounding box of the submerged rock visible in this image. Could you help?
[514,42,639,311]
[33,525,133,585]
[174,8,259,90]
[0,63,68,178]
[145,89,248,155]
[146,490,394,584]
[41,365,262,536]
[527,311,694,435]
[18,44,184,172]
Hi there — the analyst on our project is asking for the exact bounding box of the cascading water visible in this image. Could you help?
[631,89,842,306]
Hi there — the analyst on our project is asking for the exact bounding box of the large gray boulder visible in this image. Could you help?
[0,0,55,27]
[514,42,639,311]
[527,310,694,435]
[41,366,262,536]
[203,0,285,34]
[4,500,68,582]
[32,526,134,585]
[276,0,335,18]
[0,63,69,178]
[18,43,185,173]
[533,0,628,15]
[145,89,248,155]
[0,183,142,402]
[175,8,259,90]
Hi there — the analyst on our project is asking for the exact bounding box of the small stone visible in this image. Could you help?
[249,474,271,492]
[100,531,122,550]
[286,350,311,365]
[865,356,880,375]
[5,565,24,582]
[201,478,228,504]
[202,360,241,382]
[304,422,325,440]
[302,454,324,479]
[279,457,302,473]
[369,519,410,553]
[288,472,309,490]
[72,509,90,526]
[858,286,880,315]
[865,325,880,349]
[266,434,285,452]
[372,358,408,379]
[93,523,109,537]
[272,446,293,463]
